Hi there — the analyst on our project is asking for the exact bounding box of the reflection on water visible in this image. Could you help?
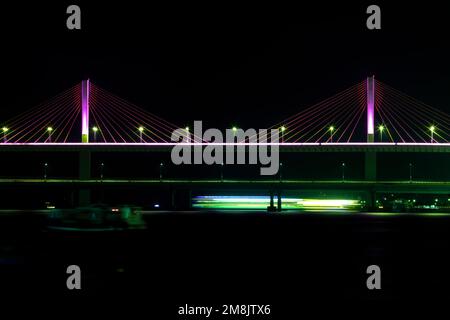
[1,209,450,300]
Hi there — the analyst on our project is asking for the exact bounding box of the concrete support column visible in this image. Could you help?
[268,189,276,212]
[168,187,192,210]
[187,189,192,209]
[170,187,176,210]
[364,151,377,181]
[78,150,91,206]
[365,189,377,212]
[277,189,282,212]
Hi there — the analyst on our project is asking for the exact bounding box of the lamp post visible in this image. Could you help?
[100,162,104,181]
[378,124,384,142]
[93,126,98,142]
[220,162,224,182]
[341,162,346,182]
[185,126,190,143]
[232,126,238,143]
[279,162,283,183]
[329,126,335,142]
[47,127,53,142]
[44,162,48,180]
[2,127,8,143]
[159,162,164,181]
[280,126,286,143]
[430,125,435,143]
[409,163,413,182]
[138,126,144,142]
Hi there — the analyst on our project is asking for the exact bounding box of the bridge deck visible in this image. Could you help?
[0,142,450,152]
[1,179,448,193]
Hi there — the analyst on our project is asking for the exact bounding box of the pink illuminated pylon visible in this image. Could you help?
[367,76,375,142]
[81,79,90,143]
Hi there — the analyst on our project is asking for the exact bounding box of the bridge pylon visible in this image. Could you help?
[367,76,375,143]
[365,76,377,181]
[79,79,91,205]
[81,79,90,143]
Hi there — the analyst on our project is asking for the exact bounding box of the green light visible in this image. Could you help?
[365,212,403,217]
[418,213,450,217]
[47,127,53,132]
[298,199,358,208]
[430,125,435,132]
[232,127,237,132]
[93,126,98,132]
[329,126,334,132]
[379,125,384,132]
[192,196,361,210]
[185,126,189,132]
[138,126,144,132]
[280,126,286,132]
[2,127,8,132]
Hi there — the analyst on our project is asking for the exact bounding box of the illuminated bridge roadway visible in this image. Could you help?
[1,178,449,193]
[1,142,450,152]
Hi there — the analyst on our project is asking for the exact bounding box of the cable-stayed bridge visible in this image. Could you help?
[1,77,449,145]
[1,77,449,208]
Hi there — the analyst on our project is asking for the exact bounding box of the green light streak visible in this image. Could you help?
[364,212,404,217]
[192,196,361,210]
[416,212,450,217]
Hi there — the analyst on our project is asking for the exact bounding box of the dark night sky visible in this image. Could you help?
[2,1,450,129]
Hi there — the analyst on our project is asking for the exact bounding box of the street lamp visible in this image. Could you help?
[100,162,105,180]
[232,126,238,142]
[341,162,346,182]
[93,126,98,142]
[2,127,8,143]
[47,127,53,142]
[429,125,435,143]
[378,124,385,142]
[220,162,224,182]
[280,126,286,143]
[138,126,144,142]
[409,163,413,182]
[159,162,164,181]
[279,162,283,182]
[185,126,190,143]
[329,126,335,142]
[44,162,48,180]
